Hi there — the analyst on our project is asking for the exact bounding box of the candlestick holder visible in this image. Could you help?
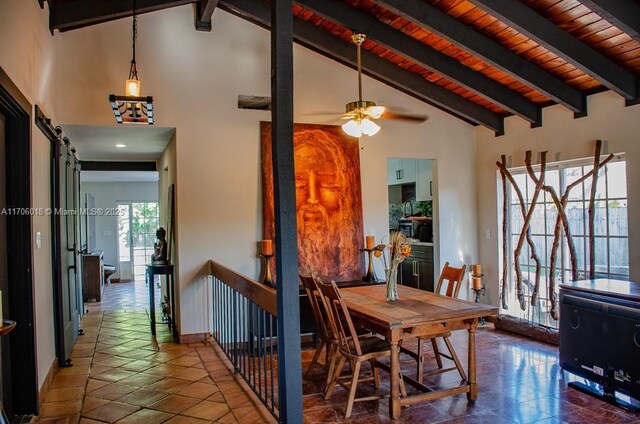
[260,253,275,289]
[362,248,377,283]
[471,273,486,325]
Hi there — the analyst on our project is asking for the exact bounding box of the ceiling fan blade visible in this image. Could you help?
[380,111,429,123]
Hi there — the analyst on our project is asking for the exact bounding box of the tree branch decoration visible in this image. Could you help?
[499,155,509,310]
[497,154,545,310]
[496,142,613,319]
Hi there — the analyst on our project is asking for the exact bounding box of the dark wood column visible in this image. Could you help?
[270,1,303,422]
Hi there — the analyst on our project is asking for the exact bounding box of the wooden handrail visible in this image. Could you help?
[206,260,278,317]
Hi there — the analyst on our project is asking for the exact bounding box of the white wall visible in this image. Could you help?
[81,182,159,277]
[0,1,58,390]
[476,91,640,307]
[53,6,478,335]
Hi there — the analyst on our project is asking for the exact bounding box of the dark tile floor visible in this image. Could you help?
[37,280,640,423]
[301,327,640,423]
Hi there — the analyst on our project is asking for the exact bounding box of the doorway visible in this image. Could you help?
[0,74,38,416]
[117,201,159,281]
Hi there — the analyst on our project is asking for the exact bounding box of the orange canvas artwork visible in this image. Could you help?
[261,122,365,282]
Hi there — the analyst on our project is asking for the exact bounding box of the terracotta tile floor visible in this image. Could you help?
[34,281,640,423]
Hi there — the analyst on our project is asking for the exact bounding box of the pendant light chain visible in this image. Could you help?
[128,0,139,81]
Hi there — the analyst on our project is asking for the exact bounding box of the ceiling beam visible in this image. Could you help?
[296,0,540,125]
[376,0,586,115]
[49,0,197,32]
[578,0,640,43]
[218,0,504,134]
[194,0,220,31]
[469,0,639,103]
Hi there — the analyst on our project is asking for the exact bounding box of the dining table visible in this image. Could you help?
[340,284,498,419]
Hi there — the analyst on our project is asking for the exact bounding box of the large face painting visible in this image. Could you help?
[261,122,365,282]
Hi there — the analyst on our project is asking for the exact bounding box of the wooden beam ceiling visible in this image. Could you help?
[194,0,220,31]
[219,0,505,134]
[577,0,640,43]
[375,0,586,115]
[296,0,540,125]
[48,0,197,32]
[468,0,639,103]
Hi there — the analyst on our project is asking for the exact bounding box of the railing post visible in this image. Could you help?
[271,0,303,422]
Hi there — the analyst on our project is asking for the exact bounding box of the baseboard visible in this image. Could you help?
[178,332,211,344]
[38,358,59,407]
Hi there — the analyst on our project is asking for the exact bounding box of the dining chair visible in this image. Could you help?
[315,278,406,418]
[299,273,338,389]
[409,262,468,383]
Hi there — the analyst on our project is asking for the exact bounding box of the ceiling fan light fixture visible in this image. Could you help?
[342,117,380,138]
[360,118,381,136]
[342,119,363,138]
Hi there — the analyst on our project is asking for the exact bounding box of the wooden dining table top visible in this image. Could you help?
[340,284,498,330]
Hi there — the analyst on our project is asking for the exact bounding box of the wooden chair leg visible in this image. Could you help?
[325,343,338,390]
[443,336,467,381]
[345,360,361,418]
[417,338,425,383]
[305,339,325,379]
[325,355,346,400]
[370,359,380,389]
[431,338,443,368]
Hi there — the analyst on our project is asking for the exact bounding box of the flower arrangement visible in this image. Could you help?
[373,231,411,301]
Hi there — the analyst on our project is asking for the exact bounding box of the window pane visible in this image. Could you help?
[511,173,526,204]
[545,204,558,234]
[571,236,585,273]
[511,204,524,231]
[608,200,628,236]
[545,170,560,202]
[594,200,607,236]
[594,237,608,277]
[609,238,629,278]
[565,166,584,200]
[566,202,585,236]
[529,204,546,234]
[607,161,627,199]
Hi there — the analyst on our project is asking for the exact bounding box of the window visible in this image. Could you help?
[503,155,628,328]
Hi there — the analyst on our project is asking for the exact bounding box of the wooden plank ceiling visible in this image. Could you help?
[42,0,640,135]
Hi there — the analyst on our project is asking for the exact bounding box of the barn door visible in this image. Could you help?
[53,133,81,365]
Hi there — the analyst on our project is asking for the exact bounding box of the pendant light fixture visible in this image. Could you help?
[109,0,154,124]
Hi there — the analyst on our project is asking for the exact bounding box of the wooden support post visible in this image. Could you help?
[270,0,303,422]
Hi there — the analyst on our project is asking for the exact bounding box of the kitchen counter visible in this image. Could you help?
[408,239,434,246]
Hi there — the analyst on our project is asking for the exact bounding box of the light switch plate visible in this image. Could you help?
[36,231,42,248]
[485,229,491,240]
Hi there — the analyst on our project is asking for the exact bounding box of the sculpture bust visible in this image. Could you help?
[151,227,168,265]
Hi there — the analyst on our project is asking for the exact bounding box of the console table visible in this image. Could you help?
[559,279,640,411]
[82,251,104,302]
[146,264,176,337]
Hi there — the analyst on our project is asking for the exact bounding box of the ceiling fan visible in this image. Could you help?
[338,33,428,137]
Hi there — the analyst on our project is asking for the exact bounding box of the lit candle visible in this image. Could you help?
[365,235,375,250]
[261,240,273,256]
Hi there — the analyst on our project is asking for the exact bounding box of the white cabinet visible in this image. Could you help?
[387,158,416,185]
[416,159,433,201]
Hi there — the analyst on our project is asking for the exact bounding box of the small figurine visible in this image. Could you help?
[151,227,168,265]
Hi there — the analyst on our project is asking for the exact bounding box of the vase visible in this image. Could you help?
[385,265,399,301]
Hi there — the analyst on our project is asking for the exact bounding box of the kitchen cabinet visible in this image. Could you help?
[387,158,416,185]
[400,244,434,292]
[416,160,433,201]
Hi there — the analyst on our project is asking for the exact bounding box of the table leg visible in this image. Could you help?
[467,319,478,401]
[170,272,176,337]
[389,340,401,419]
[149,269,156,336]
